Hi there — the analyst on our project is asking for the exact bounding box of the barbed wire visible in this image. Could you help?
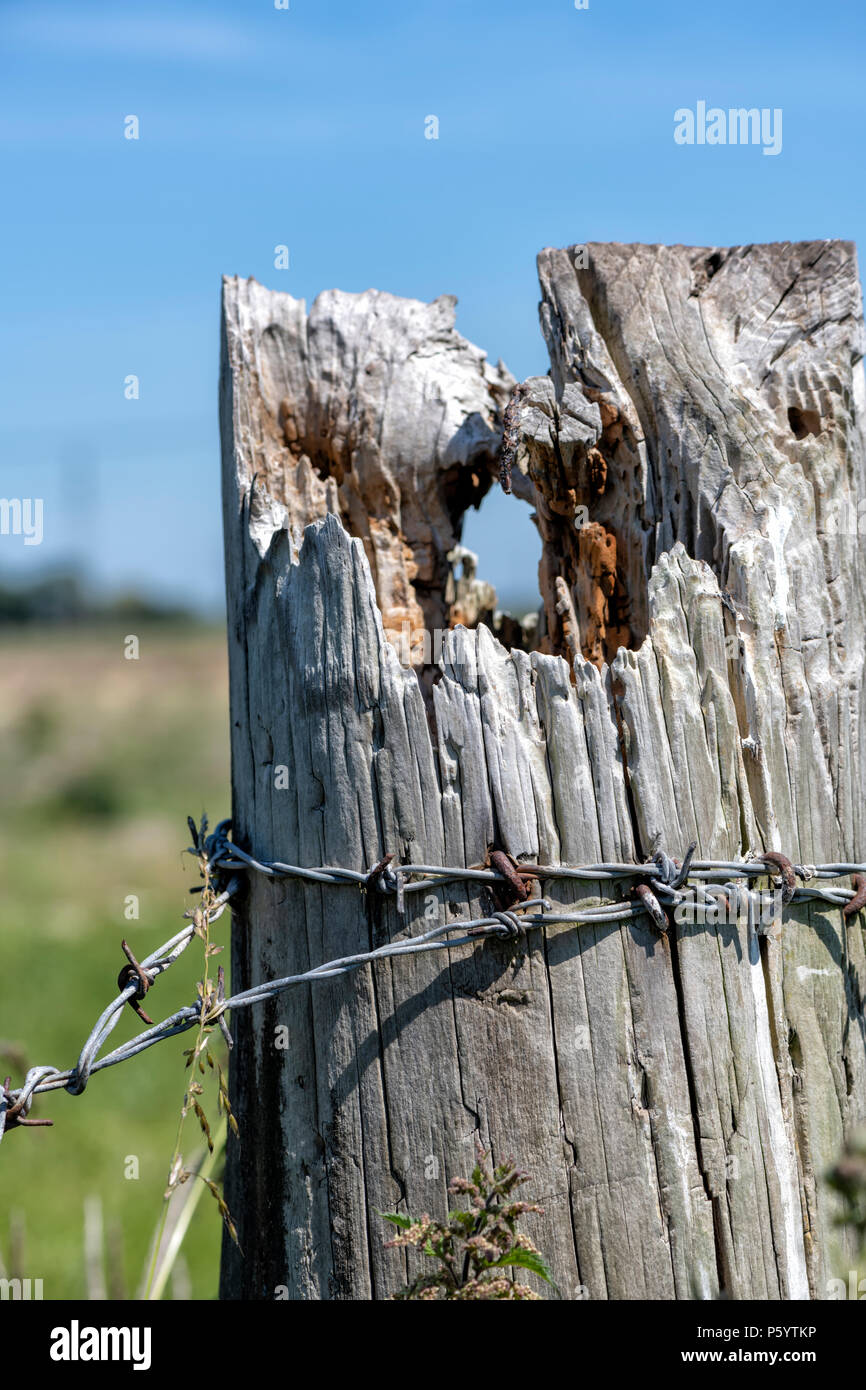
[2,817,864,1145]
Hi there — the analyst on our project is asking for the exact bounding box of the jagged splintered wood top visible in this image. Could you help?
[219,242,866,1301]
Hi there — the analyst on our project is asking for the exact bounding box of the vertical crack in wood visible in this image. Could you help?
[220,245,866,1300]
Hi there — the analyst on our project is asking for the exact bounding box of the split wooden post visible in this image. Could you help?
[218,244,866,1300]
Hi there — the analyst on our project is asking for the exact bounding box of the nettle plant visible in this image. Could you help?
[380,1146,552,1300]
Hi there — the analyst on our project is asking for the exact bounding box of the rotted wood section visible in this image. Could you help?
[219,243,866,1300]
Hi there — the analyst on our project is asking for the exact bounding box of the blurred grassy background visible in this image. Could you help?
[0,622,230,1299]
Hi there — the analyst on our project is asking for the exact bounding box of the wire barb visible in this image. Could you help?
[844,873,866,919]
[117,939,155,1025]
[1,1074,54,1135]
[2,823,864,1147]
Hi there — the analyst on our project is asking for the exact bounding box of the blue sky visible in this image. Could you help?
[1,0,864,613]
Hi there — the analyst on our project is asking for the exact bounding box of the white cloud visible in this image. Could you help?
[4,7,269,64]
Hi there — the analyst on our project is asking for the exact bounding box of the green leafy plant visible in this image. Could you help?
[380,1145,552,1300]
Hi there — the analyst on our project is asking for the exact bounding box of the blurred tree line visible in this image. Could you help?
[0,570,200,626]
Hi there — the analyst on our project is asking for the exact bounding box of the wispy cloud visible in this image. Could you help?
[3,7,270,64]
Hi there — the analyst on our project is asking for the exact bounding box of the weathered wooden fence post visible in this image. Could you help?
[218,243,866,1300]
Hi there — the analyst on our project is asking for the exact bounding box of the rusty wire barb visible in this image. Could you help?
[117,938,155,1025]
[2,818,865,1145]
[760,851,797,905]
[844,873,866,919]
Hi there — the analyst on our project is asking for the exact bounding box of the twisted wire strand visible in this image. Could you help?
[2,823,864,1144]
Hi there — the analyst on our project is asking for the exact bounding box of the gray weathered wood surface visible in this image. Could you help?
[219,243,866,1300]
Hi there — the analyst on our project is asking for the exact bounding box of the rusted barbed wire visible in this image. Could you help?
[2,820,865,1145]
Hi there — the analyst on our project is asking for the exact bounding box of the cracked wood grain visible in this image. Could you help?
[219,245,866,1300]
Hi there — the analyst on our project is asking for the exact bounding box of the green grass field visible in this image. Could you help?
[0,624,231,1299]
